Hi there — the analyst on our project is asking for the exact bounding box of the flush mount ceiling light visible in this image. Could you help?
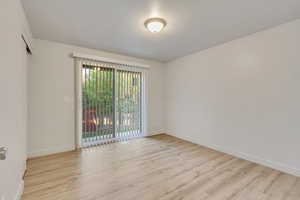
[144,18,167,33]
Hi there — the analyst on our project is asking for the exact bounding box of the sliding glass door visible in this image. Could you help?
[116,70,142,139]
[82,65,114,145]
[80,63,144,147]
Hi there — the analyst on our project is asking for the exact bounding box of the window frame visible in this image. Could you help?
[74,57,148,148]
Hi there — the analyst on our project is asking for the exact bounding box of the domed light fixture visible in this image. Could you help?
[144,18,167,33]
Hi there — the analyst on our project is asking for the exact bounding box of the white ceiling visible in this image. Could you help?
[22,0,300,62]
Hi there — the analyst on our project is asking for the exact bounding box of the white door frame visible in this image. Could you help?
[74,57,148,148]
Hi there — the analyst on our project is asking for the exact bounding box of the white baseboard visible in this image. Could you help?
[27,134,163,158]
[28,145,75,158]
[15,179,24,200]
[169,133,300,177]
[147,132,165,136]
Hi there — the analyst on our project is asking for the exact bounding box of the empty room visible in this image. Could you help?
[1,0,300,199]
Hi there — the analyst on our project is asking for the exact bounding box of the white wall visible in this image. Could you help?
[28,39,165,157]
[165,19,300,176]
[0,0,32,199]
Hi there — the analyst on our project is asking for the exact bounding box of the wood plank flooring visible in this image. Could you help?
[22,134,300,200]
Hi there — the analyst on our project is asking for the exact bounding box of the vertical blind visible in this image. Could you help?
[116,70,142,139]
[81,61,143,147]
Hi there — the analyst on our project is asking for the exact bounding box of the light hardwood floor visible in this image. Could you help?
[23,134,300,200]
